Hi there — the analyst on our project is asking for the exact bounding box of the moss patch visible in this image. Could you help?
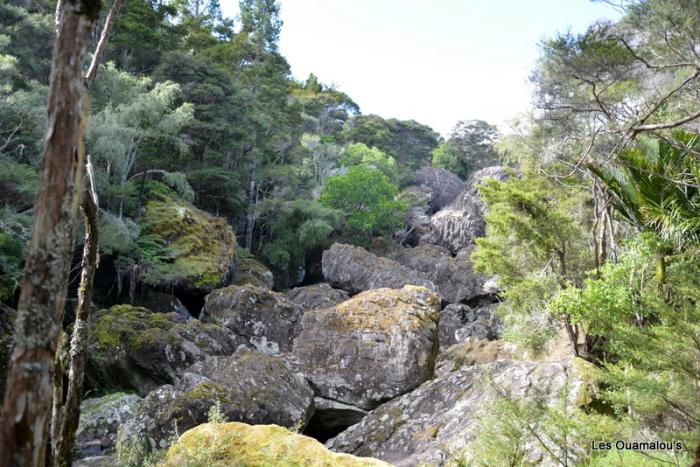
[162,422,391,466]
[141,195,237,289]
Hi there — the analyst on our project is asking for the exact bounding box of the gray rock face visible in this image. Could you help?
[293,286,440,411]
[427,165,508,254]
[85,306,245,395]
[438,302,502,350]
[327,358,595,466]
[409,166,465,212]
[391,244,485,304]
[230,257,274,289]
[322,243,435,295]
[285,283,349,311]
[120,350,314,449]
[132,290,193,321]
[201,284,303,355]
[76,393,142,458]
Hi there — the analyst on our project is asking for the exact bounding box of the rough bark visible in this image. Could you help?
[0,0,101,465]
[53,157,100,467]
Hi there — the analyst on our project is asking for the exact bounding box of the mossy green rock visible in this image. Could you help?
[230,257,274,289]
[142,195,237,293]
[162,422,391,467]
[86,305,245,395]
[293,285,440,410]
[120,351,314,450]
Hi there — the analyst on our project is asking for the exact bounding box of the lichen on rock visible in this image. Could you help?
[201,284,303,354]
[293,285,440,411]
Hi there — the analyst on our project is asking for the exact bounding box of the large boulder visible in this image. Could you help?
[141,194,237,295]
[293,285,440,411]
[230,257,274,289]
[285,283,349,311]
[162,422,390,467]
[427,165,508,254]
[409,166,464,212]
[75,393,142,458]
[131,290,192,321]
[322,243,435,295]
[390,244,485,304]
[438,302,502,350]
[327,358,596,466]
[120,351,315,449]
[86,305,244,395]
[201,284,303,355]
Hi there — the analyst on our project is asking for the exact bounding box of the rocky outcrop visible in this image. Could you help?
[434,338,513,375]
[285,283,349,310]
[131,290,192,321]
[438,302,502,350]
[201,284,303,355]
[322,243,435,295]
[327,358,596,466]
[76,393,142,458]
[391,244,485,304]
[162,422,390,467]
[120,351,315,449]
[323,243,486,304]
[426,165,508,254]
[141,194,237,295]
[86,305,244,395]
[409,166,464,212]
[230,257,274,289]
[293,286,440,411]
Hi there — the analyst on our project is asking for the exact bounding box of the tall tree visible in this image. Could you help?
[0,0,101,465]
[432,119,500,180]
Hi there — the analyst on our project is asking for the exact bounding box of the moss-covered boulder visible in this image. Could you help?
[293,285,440,411]
[76,393,142,458]
[201,284,303,355]
[162,422,390,467]
[327,358,597,466]
[86,305,246,394]
[285,283,349,311]
[230,257,274,289]
[120,351,314,449]
[141,195,237,294]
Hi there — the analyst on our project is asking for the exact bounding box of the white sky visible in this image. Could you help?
[221,1,620,136]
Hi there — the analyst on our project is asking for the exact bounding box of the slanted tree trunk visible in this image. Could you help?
[50,1,123,463]
[0,0,101,465]
[52,157,100,467]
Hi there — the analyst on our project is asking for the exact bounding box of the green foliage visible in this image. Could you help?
[432,119,499,180]
[320,166,406,245]
[259,200,340,281]
[471,171,593,352]
[463,376,618,466]
[207,399,228,424]
[340,143,399,184]
[0,207,31,300]
[588,133,700,247]
[550,237,700,449]
[342,114,440,178]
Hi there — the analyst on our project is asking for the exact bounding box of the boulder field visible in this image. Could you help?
[73,165,597,466]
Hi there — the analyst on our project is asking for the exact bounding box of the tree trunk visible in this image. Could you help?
[52,157,100,467]
[244,159,258,251]
[0,0,101,465]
